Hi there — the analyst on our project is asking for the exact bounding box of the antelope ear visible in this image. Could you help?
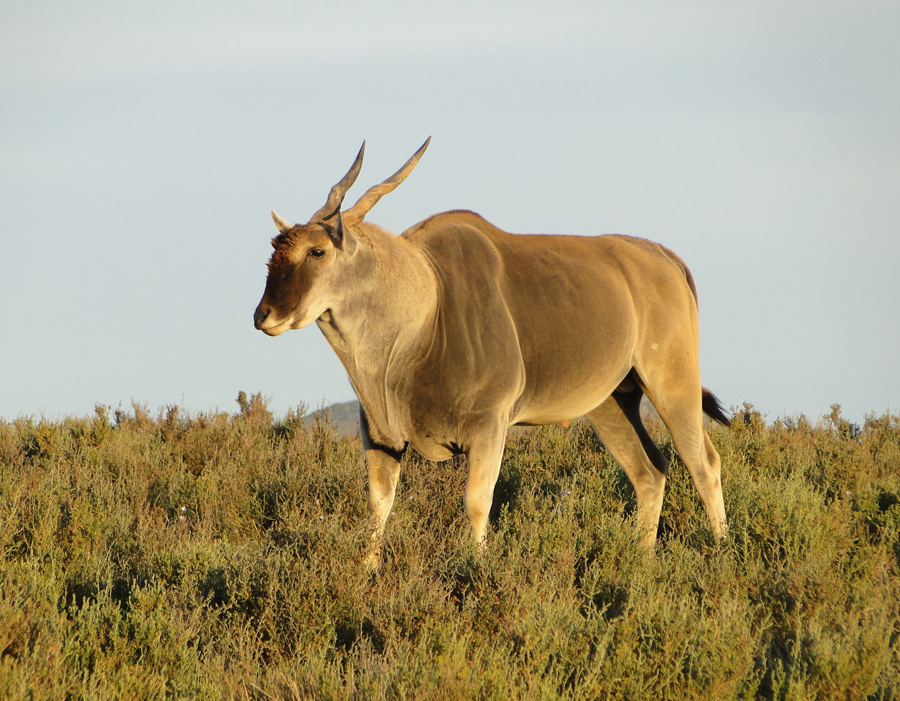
[271,211,293,233]
[323,212,357,255]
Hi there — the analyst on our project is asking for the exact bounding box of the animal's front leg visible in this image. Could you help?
[360,411,405,571]
[363,447,401,570]
[463,419,508,544]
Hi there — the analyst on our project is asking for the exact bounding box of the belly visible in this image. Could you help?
[410,438,456,461]
[511,361,630,425]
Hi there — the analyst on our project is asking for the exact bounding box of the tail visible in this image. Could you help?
[702,388,731,427]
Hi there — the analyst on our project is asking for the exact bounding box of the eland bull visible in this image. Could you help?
[254,139,730,568]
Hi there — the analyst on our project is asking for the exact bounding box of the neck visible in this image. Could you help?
[315,223,438,443]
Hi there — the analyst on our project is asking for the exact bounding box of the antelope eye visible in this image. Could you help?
[308,248,325,259]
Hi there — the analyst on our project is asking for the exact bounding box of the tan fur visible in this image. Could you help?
[254,144,729,569]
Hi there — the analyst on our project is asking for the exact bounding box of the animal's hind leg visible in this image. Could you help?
[586,385,669,548]
[638,369,728,542]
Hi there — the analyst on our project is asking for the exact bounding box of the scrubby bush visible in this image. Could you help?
[0,397,897,699]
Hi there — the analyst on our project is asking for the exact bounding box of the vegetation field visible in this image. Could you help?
[1,394,898,699]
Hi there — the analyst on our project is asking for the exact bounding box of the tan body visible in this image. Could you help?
[254,141,728,568]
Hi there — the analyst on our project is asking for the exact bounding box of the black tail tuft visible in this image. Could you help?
[702,388,731,427]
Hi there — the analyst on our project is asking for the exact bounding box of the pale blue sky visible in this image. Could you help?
[1,1,898,422]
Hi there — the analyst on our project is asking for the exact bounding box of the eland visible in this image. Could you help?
[254,139,730,568]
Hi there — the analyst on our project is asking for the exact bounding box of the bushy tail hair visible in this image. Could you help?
[702,388,731,427]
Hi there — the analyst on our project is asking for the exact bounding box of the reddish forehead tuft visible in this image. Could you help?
[268,248,292,271]
[266,225,329,271]
[267,230,306,268]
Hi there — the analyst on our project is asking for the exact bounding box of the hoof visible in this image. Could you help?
[363,547,382,572]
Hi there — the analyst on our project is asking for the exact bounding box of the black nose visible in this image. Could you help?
[253,306,270,330]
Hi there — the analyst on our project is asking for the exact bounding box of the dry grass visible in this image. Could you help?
[0,396,898,699]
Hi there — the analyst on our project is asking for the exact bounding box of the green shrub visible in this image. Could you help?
[0,397,897,699]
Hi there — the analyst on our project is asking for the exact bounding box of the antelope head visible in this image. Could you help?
[253,138,430,336]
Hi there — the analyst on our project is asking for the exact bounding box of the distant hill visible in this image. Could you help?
[307,397,662,437]
[305,400,361,436]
